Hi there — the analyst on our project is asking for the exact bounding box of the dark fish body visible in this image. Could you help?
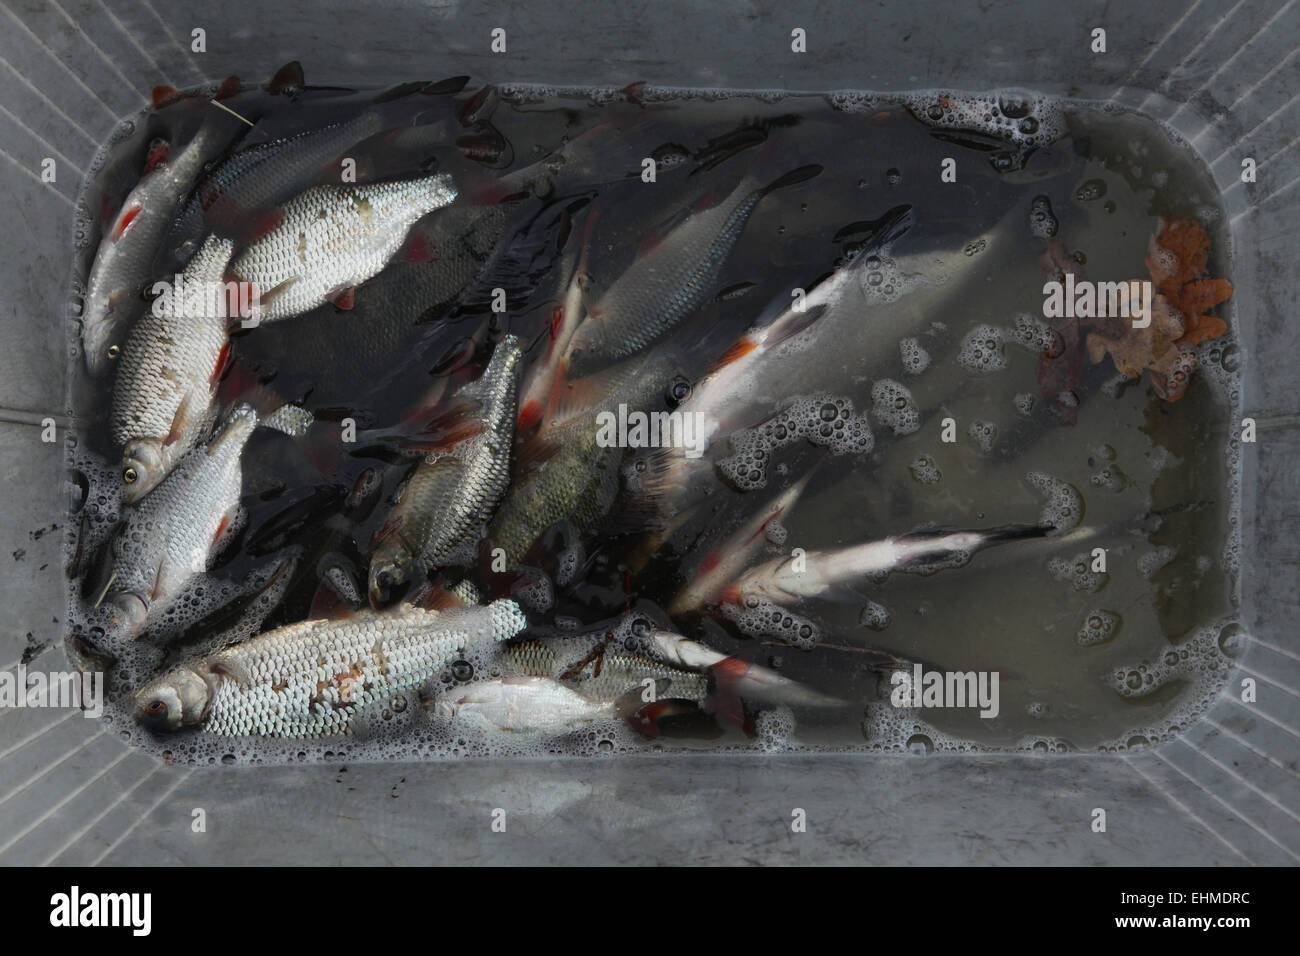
[368,336,524,602]
[566,165,820,365]
[488,350,683,566]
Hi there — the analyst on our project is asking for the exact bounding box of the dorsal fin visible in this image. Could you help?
[267,60,305,95]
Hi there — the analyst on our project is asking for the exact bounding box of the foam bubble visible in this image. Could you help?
[967,419,998,453]
[1076,609,1121,646]
[908,454,941,485]
[871,379,921,435]
[899,336,931,375]
[958,324,1009,373]
[1026,471,1083,532]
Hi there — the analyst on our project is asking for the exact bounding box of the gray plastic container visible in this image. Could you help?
[0,0,1295,865]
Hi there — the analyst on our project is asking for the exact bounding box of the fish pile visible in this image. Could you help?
[64,68,1194,752]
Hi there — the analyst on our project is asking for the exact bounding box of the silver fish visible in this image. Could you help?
[103,403,311,640]
[111,235,236,502]
[83,120,242,375]
[668,468,817,615]
[435,676,624,733]
[502,636,709,703]
[731,524,1072,605]
[562,164,821,367]
[630,625,840,708]
[167,109,393,259]
[134,598,528,737]
[672,205,915,458]
[488,349,684,567]
[230,174,458,324]
[368,336,524,605]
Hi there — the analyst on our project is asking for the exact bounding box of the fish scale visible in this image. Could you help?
[231,174,458,323]
[168,112,388,257]
[83,119,243,375]
[504,640,709,702]
[141,599,528,737]
[370,336,523,595]
[107,406,255,634]
[253,203,511,402]
[488,350,683,566]
[568,174,772,364]
[111,235,235,499]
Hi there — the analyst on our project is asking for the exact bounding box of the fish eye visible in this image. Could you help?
[666,376,692,405]
[106,344,121,360]
[122,467,138,484]
[140,699,168,725]
[451,660,473,682]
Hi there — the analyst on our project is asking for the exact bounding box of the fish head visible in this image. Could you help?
[367,543,414,609]
[106,591,150,640]
[82,300,126,377]
[134,667,210,732]
[120,440,167,503]
[562,323,604,376]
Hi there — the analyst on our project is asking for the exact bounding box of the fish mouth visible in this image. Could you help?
[367,566,407,609]
[120,444,165,502]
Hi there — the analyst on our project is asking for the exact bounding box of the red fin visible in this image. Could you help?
[410,581,463,610]
[692,190,721,213]
[369,515,405,550]
[397,419,483,455]
[163,392,195,447]
[214,75,241,100]
[267,60,305,95]
[620,81,648,107]
[210,342,232,387]
[111,205,143,242]
[458,84,499,126]
[637,231,664,257]
[308,579,354,621]
[210,514,231,549]
[329,287,356,311]
[516,400,543,432]
[238,209,284,244]
[401,233,436,264]
[143,142,170,174]
[514,432,563,472]
[627,700,701,738]
[712,336,758,372]
[214,357,257,402]
[151,85,179,110]
[548,304,566,342]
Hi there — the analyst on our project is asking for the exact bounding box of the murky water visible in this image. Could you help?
[62,81,1240,763]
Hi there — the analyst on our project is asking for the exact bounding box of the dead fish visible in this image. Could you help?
[134,598,528,737]
[110,235,236,502]
[166,104,416,257]
[668,468,818,615]
[435,675,640,733]
[368,336,524,606]
[562,164,822,369]
[488,348,686,568]
[728,524,1067,605]
[83,114,245,375]
[230,173,458,323]
[102,403,311,641]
